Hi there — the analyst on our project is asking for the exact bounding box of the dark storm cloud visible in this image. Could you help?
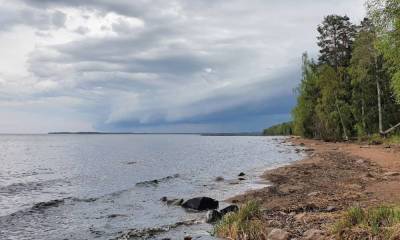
[0,0,366,132]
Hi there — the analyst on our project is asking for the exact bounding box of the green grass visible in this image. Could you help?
[387,135,400,144]
[358,133,400,145]
[213,201,267,240]
[333,205,400,239]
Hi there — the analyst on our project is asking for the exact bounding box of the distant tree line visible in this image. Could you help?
[263,122,293,136]
[289,0,400,141]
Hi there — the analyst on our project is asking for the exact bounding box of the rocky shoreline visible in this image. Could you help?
[227,137,400,239]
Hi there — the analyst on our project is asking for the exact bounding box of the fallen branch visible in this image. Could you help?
[381,122,400,135]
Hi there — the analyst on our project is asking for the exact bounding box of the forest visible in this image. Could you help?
[265,0,400,141]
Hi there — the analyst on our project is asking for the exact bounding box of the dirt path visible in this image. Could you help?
[229,137,400,239]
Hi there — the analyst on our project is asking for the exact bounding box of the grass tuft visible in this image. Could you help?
[333,205,400,239]
[213,201,267,240]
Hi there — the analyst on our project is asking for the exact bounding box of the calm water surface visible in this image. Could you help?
[0,134,301,240]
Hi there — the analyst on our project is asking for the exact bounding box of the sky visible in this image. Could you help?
[0,0,366,133]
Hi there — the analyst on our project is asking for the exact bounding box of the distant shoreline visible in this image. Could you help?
[47,132,262,136]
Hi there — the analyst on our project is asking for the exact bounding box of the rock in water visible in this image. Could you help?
[220,205,239,215]
[205,210,222,223]
[215,176,224,182]
[182,197,219,211]
[160,196,168,202]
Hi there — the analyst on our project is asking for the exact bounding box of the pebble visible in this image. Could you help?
[267,228,289,240]
[303,229,324,240]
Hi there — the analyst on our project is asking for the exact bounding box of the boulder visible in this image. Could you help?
[205,210,222,223]
[220,205,239,215]
[215,176,224,182]
[267,228,289,240]
[182,197,219,211]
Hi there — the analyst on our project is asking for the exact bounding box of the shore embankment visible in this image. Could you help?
[229,137,400,239]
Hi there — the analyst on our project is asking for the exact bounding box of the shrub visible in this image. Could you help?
[333,205,400,238]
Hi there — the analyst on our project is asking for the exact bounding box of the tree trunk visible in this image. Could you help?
[335,99,349,141]
[377,80,383,134]
[362,98,366,133]
[374,55,400,136]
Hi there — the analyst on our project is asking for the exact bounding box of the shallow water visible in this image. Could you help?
[0,134,301,240]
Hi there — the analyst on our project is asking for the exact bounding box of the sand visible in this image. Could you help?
[229,137,400,239]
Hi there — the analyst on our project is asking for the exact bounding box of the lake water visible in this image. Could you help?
[0,134,301,240]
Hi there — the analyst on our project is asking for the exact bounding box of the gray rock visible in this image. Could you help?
[182,197,219,211]
[220,205,239,215]
[267,228,289,240]
[205,210,222,223]
[215,176,224,182]
[326,205,337,212]
[356,159,365,164]
[160,196,168,202]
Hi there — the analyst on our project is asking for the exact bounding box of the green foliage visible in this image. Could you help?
[263,122,293,136]
[291,12,400,141]
[317,15,357,68]
[213,201,266,240]
[388,134,400,143]
[333,205,400,238]
[292,53,320,138]
[368,0,400,102]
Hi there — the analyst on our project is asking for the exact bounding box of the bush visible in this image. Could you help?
[333,205,400,239]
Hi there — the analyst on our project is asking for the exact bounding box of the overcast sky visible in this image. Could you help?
[0,0,366,133]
